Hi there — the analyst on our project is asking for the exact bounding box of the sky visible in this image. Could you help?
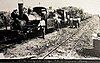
[0,0,100,15]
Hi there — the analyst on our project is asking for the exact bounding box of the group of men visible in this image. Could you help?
[53,10,81,30]
[68,16,81,28]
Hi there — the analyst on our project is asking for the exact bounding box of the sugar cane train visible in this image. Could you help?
[0,3,91,43]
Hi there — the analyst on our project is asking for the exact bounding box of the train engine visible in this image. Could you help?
[10,6,46,39]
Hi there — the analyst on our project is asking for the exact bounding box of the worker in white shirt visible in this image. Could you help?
[69,17,73,28]
[39,18,45,39]
[53,12,61,30]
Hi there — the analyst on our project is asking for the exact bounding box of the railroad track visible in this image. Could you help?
[25,18,91,59]
[41,22,89,59]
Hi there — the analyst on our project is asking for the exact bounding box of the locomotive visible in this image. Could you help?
[0,3,47,43]
[10,4,47,39]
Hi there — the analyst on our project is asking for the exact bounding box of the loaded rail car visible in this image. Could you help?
[46,10,56,32]
[33,7,56,33]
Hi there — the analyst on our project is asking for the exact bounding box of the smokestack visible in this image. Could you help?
[18,1,23,19]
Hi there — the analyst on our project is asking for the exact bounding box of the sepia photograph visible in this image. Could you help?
[0,0,100,63]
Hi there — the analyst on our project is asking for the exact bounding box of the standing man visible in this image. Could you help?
[54,12,61,31]
[69,17,73,28]
[11,9,20,30]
